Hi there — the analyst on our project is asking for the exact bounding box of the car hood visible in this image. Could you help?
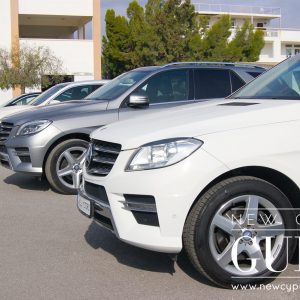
[0,106,33,120]
[2,100,108,125]
[91,99,300,150]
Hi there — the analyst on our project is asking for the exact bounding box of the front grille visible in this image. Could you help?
[86,140,121,177]
[0,122,14,143]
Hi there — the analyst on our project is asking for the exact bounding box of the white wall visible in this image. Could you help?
[0,90,14,107]
[0,0,12,49]
[74,75,94,82]
[20,39,94,76]
[19,0,93,17]
[281,30,300,43]
[260,42,273,58]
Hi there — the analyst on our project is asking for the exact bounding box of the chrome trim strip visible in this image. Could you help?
[120,201,157,213]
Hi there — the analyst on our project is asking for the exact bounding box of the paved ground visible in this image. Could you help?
[0,167,299,299]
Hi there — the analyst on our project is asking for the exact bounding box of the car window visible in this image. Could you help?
[54,85,102,101]
[195,69,231,99]
[6,94,37,107]
[31,84,69,106]
[90,85,102,93]
[17,95,38,106]
[86,71,151,101]
[230,71,245,92]
[233,56,300,100]
[247,71,263,78]
[133,70,191,104]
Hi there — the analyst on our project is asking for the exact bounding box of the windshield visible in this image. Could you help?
[6,94,39,107]
[1,95,19,107]
[232,55,300,100]
[30,84,68,106]
[86,70,152,100]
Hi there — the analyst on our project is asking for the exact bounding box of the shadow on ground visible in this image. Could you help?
[4,173,50,191]
[84,221,215,287]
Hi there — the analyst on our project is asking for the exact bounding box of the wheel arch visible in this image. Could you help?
[42,132,90,174]
[188,166,300,217]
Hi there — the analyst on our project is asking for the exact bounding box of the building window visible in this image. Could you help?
[286,48,292,57]
[285,45,300,57]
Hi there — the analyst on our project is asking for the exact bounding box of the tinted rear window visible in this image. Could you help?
[195,69,231,99]
[230,71,245,92]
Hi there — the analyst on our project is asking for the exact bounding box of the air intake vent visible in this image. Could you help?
[0,122,14,143]
[84,181,109,204]
[86,140,122,177]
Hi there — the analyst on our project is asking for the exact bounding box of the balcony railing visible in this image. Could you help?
[193,3,281,17]
[232,28,280,38]
[262,29,279,38]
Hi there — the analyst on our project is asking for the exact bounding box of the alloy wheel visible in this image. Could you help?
[208,195,285,276]
[56,146,87,190]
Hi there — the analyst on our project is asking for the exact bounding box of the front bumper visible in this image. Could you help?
[79,148,228,253]
[0,144,43,174]
[0,125,62,175]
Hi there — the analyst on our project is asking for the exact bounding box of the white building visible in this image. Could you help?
[0,0,101,102]
[194,2,300,65]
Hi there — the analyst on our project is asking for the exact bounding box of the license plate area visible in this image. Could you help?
[77,194,92,217]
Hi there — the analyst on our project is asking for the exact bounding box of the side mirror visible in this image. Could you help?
[128,94,149,108]
[48,99,61,105]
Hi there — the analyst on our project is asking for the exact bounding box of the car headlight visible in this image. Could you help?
[16,120,52,136]
[126,138,203,171]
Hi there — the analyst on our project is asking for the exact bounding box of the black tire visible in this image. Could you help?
[45,139,88,195]
[183,176,297,288]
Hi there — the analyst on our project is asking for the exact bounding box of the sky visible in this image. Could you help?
[100,0,300,36]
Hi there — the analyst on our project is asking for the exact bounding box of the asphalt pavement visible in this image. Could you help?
[0,167,299,299]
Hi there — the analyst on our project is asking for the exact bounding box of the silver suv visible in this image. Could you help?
[0,62,265,194]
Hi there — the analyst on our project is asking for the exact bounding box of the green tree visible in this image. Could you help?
[0,44,63,93]
[201,15,232,61]
[102,9,131,78]
[143,0,202,63]
[102,1,265,77]
[227,20,265,62]
[127,0,154,67]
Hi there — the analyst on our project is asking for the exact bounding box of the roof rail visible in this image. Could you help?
[162,62,265,69]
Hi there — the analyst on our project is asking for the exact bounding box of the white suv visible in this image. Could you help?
[78,56,300,287]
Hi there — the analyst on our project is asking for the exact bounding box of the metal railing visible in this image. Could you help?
[230,28,280,38]
[193,3,281,16]
[262,29,280,37]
